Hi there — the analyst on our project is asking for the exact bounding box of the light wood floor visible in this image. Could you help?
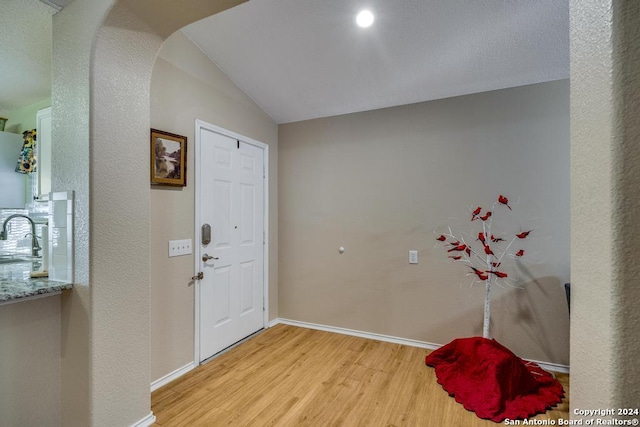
[152,324,569,426]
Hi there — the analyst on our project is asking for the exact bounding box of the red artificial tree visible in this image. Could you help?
[434,194,530,339]
[426,195,564,422]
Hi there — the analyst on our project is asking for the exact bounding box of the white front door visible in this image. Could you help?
[197,124,265,362]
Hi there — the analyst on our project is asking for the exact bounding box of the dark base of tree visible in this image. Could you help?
[425,337,564,422]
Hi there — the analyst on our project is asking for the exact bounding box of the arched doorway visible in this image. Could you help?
[54,1,248,425]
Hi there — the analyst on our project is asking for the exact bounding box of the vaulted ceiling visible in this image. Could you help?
[182,0,569,124]
[2,1,569,123]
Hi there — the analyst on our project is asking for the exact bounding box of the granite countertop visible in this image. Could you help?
[0,258,73,305]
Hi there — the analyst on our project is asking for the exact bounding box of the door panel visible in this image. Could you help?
[213,179,232,249]
[198,127,265,361]
[212,265,231,325]
[240,184,255,245]
[239,260,255,315]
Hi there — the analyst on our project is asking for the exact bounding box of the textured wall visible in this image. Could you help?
[91,4,162,424]
[279,80,570,365]
[570,0,640,411]
[150,31,278,383]
[612,0,640,406]
[53,1,112,425]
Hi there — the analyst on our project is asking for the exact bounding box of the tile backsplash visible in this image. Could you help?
[0,191,74,283]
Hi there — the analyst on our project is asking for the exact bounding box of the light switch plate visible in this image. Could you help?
[169,239,192,257]
[409,250,418,264]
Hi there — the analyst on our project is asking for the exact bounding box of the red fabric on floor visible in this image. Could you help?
[425,337,564,422]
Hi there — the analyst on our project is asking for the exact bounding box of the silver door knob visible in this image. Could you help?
[202,254,219,262]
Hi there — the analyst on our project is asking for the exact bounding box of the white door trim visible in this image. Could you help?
[193,119,269,365]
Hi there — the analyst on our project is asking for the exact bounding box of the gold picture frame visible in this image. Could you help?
[150,128,187,187]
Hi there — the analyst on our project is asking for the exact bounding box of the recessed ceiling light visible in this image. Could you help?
[356,10,375,28]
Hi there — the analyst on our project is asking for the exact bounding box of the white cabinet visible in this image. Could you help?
[0,131,26,208]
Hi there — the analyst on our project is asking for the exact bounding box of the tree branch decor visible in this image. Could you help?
[435,194,531,339]
[427,199,564,421]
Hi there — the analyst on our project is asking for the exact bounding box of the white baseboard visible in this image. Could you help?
[130,412,156,427]
[150,361,196,392]
[273,318,442,350]
[271,318,570,374]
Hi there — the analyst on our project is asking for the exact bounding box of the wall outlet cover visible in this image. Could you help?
[169,239,192,257]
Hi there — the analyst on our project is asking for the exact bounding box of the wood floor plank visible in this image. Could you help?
[152,324,570,426]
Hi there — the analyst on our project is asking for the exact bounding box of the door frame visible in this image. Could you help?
[193,119,269,364]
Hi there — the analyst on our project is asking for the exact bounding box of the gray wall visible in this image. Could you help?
[279,80,570,365]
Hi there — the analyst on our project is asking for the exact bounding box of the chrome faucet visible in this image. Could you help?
[0,214,41,257]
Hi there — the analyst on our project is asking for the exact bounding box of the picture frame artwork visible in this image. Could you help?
[151,128,187,186]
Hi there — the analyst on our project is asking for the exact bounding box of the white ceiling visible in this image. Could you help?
[0,0,56,116]
[2,1,569,122]
[182,0,569,124]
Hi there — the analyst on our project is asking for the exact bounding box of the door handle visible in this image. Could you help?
[202,253,219,262]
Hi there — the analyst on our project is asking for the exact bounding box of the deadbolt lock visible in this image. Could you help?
[202,224,211,245]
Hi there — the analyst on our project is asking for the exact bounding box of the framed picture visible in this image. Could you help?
[150,128,187,186]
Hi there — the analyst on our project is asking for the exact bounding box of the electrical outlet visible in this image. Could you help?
[409,250,418,264]
[169,239,192,257]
